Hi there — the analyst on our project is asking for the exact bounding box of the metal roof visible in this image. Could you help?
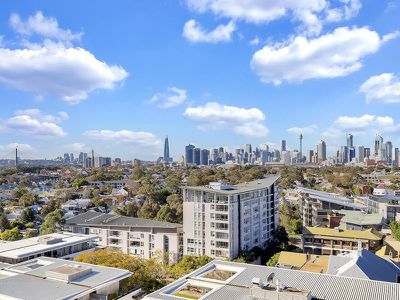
[144,260,400,300]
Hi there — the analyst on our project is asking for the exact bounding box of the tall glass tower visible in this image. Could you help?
[163,136,170,163]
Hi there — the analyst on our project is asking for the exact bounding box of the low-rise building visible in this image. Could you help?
[64,211,183,263]
[0,232,98,264]
[144,260,400,300]
[0,257,131,300]
[365,195,400,224]
[338,210,383,231]
[302,227,382,255]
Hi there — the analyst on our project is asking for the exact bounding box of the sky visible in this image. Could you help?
[0,0,399,161]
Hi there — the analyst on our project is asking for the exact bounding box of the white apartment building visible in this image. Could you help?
[64,211,183,264]
[182,175,280,259]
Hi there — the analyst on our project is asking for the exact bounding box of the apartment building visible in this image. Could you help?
[302,227,382,255]
[64,211,183,263]
[297,188,365,227]
[365,194,400,224]
[182,175,280,259]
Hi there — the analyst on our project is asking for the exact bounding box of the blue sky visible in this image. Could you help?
[0,0,399,160]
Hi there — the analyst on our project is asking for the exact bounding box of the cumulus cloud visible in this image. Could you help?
[183,102,268,137]
[183,19,235,43]
[0,109,67,137]
[83,130,161,146]
[66,142,87,152]
[0,143,34,153]
[0,12,128,104]
[147,87,188,108]
[287,125,317,135]
[251,27,395,85]
[10,11,82,45]
[359,73,400,104]
[186,0,361,36]
[249,36,260,46]
[323,114,400,137]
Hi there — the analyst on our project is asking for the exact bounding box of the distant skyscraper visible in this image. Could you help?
[392,148,399,167]
[317,140,326,163]
[364,148,371,159]
[375,134,383,156]
[281,140,286,153]
[245,144,252,155]
[385,141,393,163]
[299,134,303,161]
[193,148,201,165]
[357,146,365,163]
[307,150,314,163]
[185,144,195,164]
[346,133,354,162]
[200,149,209,165]
[163,136,171,163]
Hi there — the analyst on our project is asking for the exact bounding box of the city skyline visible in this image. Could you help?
[0,1,399,160]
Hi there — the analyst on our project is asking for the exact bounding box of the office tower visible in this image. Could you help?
[375,134,383,156]
[78,152,84,164]
[210,148,219,164]
[63,153,70,163]
[182,175,280,259]
[193,148,201,165]
[357,146,365,163]
[91,149,95,167]
[163,136,171,163]
[392,148,399,167]
[245,144,252,155]
[385,141,393,163]
[281,140,286,153]
[364,148,370,159]
[307,150,314,163]
[299,134,303,161]
[200,149,209,165]
[15,147,18,168]
[346,133,354,162]
[185,144,195,164]
[339,146,348,164]
[317,140,327,163]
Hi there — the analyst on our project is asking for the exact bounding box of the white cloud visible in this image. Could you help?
[66,142,87,152]
[0,109,67,137]
[0,12,128,104]
[186,0,361,36]
[251,27,395,85]
[183,102,269,137]
[10,11,82,45]
[147,87,188,108]
[249,36,260,46]
[287,125,317,135]
[359,73,400,104]
[183,19,235,43]
[323,114,400,137]
[0,143,34,153]
[83,130,161,147]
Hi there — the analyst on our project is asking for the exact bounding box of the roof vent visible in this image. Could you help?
[46,264,92,282]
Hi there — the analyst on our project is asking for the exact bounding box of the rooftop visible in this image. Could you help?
[144,260,400,300]
[303,227,382,240]
[339,210,383,226]
[183,175,280,194]
[65,211,182,229]
[0,257,131,300]
[0,232,98,260]
[277,251,329,273]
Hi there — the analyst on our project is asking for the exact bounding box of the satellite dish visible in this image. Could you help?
[267,272,275,283]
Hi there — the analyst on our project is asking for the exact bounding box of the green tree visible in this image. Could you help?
[156,205,178,223]
[289,218,303,235]
[389,221,400,241]
[114,202,140,217]
[24,229,38,238]
[131,165,146,180]
[19,192,37,207]
[18,208,36,224]
[267,252,281,267]
[169,255,213,278]
[41,200,61,216]
[138,199,160,219]
[11,187,29,199]
[72,178,89,190]
[0,213,10,232]
[274,225,289,249]
[0,227,22,241]
[40,209,64,234]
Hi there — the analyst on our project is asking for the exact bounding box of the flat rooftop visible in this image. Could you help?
[303,227,382,240]
[339,210,383,226]
[0,232,98,260]
[183,175,280,194]
[65,211,182,229]
[0,257,131,300]
[144,260,400,300]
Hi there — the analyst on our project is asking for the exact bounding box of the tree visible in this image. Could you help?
[41,200,61,216]
[156,205,178,223]
[165,174,181,193]
[40,209,64,234]
[267,252,281,267]
[11,187,29,199]
[19,192,37,207]
[289,218,303,235]
[138,199,160,219]
[0,213,10,232]
[131,165,146,180]
[24,229,38,238]
[169,255,213,278]
[114,202,140,217]
[0,227,22,241]
[18,208,36,224]
[389,221,400,241]
[72,178,89,190]
[274,226,289,249]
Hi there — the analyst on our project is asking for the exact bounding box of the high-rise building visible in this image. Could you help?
[245,144,252,155]
[163,136,171,163]
[385,141,393,163]
[281,140,286,153]
[346,133,354,163]
[200,149,209,165]
[299,134,303,161]
[374,134,383,156]
[317,140,327,163]
[307,150,314,163]
[392,148,399,167]
[185,144,195,164]
[193,148,201,165]
[182,175,280,259]
[357,146,365,163]
[210,148,219,164]
[364,148,371,159]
